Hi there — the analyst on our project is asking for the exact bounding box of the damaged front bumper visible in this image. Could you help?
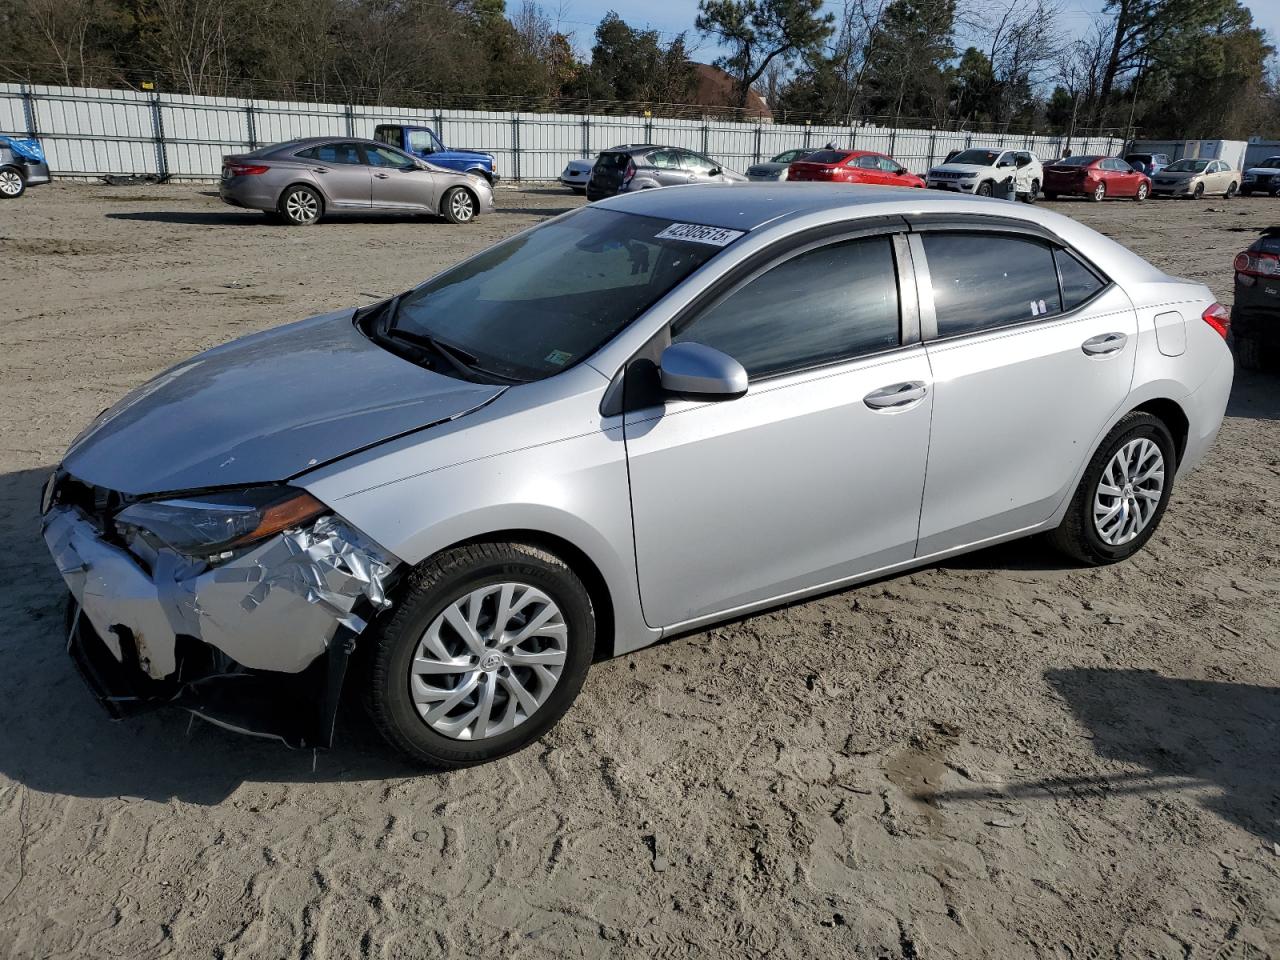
[43,499,401,747]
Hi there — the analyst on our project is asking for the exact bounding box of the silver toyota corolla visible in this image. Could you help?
[43,185,1233,767]
[219,137,495,225]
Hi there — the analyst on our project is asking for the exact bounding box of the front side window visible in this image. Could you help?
[877,156,903,172]
[681,151,718,175]
[923,232,1063,337]
[674,236,901,378]
[365,145,416,168]
[648,150,680,169]
[386,208,728,382]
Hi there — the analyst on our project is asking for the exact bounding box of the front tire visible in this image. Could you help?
[1225,182,1238,198]
[976,180,993,197]
[1135,182,1149,202]
[441,186,477,223]
[279,184,322,225]
[364,542,596,768]
[1192,182,1205,200]
[0,165,25,199]
[1048,412,1176,566]
[1022,179,1039,203]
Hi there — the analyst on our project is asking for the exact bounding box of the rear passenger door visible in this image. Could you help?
[912,227,1138,556]
[296,141,372,207]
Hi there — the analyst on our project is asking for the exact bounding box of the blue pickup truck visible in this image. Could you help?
[373,124,498,184]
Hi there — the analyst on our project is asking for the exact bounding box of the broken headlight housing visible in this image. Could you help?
[115,486,327,558]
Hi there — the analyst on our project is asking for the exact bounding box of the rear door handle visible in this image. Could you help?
[864,381,928,409]
[1082,332,1128,356]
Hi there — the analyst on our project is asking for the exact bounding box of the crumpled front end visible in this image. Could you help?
[43,488,401,747]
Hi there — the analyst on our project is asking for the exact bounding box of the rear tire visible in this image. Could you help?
[1022,179,1039,203]
[364,542,595,768]
[1236,334,1274,372]
[1048,412,1176,566]
[279,184,322,225]
[1225,182,1238,198]
[0,165,25,199]
[1044,190,1058,201]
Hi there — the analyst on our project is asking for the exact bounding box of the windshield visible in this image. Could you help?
[1125,154,1152,164]
[1164,159,1208,173]
[771,150,805,163]
[1052,155,1099,166]
[949,149,1000,166]
[385,208,731,382]
[1257,157,1280,169]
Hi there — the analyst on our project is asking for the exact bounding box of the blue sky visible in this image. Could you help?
[520,0,1280,64]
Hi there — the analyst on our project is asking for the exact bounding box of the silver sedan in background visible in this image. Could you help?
[745,148,811,181]
[219,137,495,225]
[44,186,1232,768]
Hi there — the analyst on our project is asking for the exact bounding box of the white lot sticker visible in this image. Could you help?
[654,223,745,246]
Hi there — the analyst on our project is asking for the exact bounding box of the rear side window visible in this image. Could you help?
[1055,249,1106,309]
[923,233,1062,336]
[675,236,900,378]
[296,142,363,164]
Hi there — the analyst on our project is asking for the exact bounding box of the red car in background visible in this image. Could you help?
[1042,155,1151,202]
[787,149,925,188]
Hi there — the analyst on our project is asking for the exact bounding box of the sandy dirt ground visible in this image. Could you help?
[0,183,1277,959]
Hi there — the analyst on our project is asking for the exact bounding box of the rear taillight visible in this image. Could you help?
[228,163,269,176]
[1202,302,1231,339]
[622,161,636,185]
[1234,250,1280,279]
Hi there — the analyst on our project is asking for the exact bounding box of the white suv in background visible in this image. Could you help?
[926,148,1043,202]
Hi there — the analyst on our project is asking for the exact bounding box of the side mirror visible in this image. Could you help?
[659,342,747,399]
[708,167,722,176]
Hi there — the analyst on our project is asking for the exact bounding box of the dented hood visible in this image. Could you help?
[63,311,502,495]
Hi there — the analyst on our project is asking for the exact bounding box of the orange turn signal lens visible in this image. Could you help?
[229,490,327,546]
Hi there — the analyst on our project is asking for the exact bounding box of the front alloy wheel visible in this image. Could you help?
[1135,182,1149,201]
[365,542,595,767]
[0,167,25,198]
[442,186,476,224]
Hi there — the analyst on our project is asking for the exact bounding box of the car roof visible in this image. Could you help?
[596,182,1056,232]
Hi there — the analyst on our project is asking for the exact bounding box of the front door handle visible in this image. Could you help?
[1082,332,1128,356]
[864,381,928,409]
[374,172,390,179]
[311,166,329,174]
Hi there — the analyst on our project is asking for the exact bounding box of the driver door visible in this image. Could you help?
[364,144,439,211]
[623,231,933,628]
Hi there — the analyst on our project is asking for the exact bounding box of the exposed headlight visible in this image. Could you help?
[961,172,978,178]
[115,486,327,557]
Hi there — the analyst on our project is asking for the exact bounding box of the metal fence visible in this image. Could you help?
[1,82,1123,182]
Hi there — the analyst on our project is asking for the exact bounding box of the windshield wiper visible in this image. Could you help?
[386,325,527,385]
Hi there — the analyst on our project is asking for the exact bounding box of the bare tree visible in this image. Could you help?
[22,0,122,86]
[970,0,1064,125]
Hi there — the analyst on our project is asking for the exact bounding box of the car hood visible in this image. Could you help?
[1244,166,1280,175]
[62,310,503,496]
[747,162,786,174]
[929,163,990,175]
[1155,170,1202,180]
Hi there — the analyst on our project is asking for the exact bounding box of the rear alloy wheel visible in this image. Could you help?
[1225,182,1238,198]
[280,185,322,225]
[441,186,476,224]
[1049,411,1176,565]
[0,166,25,199]
[1135,182,1149,202]
[364,541,595,767]
[1090,181,1107,202]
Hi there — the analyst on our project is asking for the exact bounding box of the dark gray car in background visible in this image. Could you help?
[586,144,745,201]
[219,137,496,225]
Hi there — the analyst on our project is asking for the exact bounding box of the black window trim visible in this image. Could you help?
[600,215,920,416]
[908,221,1114,343]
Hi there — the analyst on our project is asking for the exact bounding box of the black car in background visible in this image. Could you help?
[1232,225,1280,372]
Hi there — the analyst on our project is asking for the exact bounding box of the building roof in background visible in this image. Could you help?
[690,63,771,120]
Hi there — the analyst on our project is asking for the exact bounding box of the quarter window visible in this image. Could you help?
[1055,249,1106,309]
[922,232,1063,336]
[675,236,900,378]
